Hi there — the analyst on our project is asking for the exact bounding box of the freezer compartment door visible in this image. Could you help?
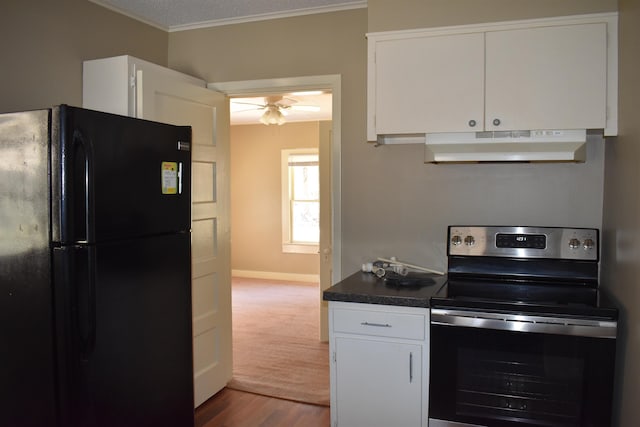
[51,105,191,244]
[53,233,193,427]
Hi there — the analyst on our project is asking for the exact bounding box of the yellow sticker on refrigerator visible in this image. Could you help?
[161,162,178,194]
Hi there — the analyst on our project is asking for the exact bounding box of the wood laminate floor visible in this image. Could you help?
[195,388,330,427]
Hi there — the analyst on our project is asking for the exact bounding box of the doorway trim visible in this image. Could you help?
[207,75,342,285]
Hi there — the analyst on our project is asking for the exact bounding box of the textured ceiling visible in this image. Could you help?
[90,0,366,31]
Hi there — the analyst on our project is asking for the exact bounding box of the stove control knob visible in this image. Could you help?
[583,238,595,250]
[569,238,581,249]
[464,235,475,246]
[451,235,463,246]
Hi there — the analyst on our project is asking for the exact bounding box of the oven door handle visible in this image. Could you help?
[430,308,617,338]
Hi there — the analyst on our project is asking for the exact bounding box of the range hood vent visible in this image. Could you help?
[425,129,587,163]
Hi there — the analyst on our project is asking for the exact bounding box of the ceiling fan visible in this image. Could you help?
[230,95,321,125]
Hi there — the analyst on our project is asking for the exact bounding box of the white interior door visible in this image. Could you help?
[136,69,232,407]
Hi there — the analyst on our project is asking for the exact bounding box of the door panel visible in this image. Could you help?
[375,33,485,134]
[136,69,232,407]
[336,337,423,427]
[485,23,607,131]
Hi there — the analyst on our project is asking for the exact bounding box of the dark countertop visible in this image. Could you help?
[323,271,448,308]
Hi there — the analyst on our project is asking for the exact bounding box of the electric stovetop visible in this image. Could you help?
[431,277,619,320]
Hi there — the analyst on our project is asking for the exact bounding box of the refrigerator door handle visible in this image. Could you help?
[77,245,97,361]
[72,130,96,243]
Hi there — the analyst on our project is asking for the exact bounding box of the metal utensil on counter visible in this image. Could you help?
[377,257,445,276]
[361,257,445,278]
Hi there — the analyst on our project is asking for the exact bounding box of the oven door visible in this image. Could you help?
[429,308,617,427]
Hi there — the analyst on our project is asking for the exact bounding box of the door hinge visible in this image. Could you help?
[129,73,136,89]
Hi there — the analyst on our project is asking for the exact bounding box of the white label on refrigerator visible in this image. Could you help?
[161,162,178,194]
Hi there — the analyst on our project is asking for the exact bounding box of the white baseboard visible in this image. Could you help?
[232,269,320,283]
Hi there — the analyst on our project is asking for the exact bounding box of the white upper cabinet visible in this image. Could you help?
[367,13,618,142]
[485,23,608,132]
[374,32,485,135]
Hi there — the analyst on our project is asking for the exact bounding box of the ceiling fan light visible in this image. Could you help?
[260,106,286,125]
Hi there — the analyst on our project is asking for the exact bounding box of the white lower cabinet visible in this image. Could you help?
[329,302,429,427]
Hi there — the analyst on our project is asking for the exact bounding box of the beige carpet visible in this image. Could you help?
[227,277,330,406]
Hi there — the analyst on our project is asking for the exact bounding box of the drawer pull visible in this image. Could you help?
[409,352,413,383]
[361,321,392,328]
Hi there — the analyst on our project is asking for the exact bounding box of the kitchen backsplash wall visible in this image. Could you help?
[342,133,605,275]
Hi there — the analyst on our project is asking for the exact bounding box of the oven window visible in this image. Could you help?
[457,347,584,426]
[429,325,615,427]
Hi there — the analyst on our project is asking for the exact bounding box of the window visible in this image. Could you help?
[282,149,319,254]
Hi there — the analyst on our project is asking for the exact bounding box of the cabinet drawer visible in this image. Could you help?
[333,308,426,340]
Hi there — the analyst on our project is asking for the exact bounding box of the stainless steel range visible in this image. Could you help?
[429,226,618,427]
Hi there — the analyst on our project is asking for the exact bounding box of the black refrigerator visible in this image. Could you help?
[0,105,195,427]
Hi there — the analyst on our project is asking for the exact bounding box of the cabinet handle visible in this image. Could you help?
[409,352,413,383]
[468,119,476,127]
[360,322,392,328]
[493,118,501,126]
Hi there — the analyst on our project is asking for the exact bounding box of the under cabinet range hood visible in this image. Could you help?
[424,129,587,163]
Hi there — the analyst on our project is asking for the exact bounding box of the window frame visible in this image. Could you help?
[281,148,320,254]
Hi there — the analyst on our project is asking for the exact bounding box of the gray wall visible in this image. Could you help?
[0,0,168,113]
[367,0,617,32]
[602,1,640,426]
[170,2,614,275]
[168,8,368,271]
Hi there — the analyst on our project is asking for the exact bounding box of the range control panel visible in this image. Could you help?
[448,226,598,261]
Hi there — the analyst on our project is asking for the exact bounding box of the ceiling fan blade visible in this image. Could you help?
[276,97,298,107]
[230,100,268,114]
[290,105,321,112]
[232,107,264,113]
[230,101,266,108]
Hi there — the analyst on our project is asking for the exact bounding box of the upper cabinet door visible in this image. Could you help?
[373,32,485,136]
[485,23,608,132]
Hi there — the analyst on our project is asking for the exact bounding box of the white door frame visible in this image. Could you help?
[208,75,342,286]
